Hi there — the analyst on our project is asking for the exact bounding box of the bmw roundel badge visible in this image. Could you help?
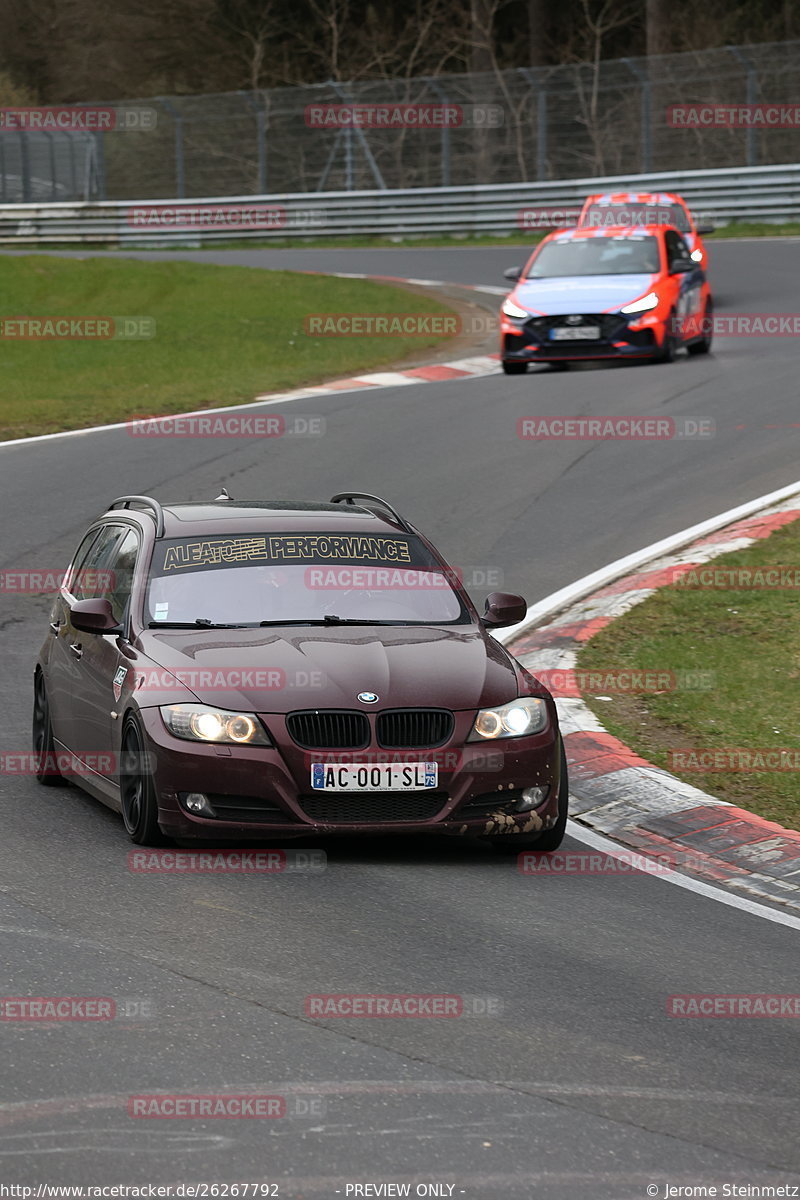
[357,691,379,704]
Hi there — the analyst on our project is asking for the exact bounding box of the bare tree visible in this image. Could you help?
[528,0,549,68]
[646,0,671,56]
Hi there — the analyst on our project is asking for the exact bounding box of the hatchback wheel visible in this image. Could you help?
[120,718,167,845]
[687,301,713,355]
[32,672,66,787]
[657,310,678,363]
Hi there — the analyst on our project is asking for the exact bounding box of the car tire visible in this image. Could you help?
[487,739,569,854]
[120,717,168,845]
[502,361,528,375]
[32,671,67,787]
[687,301,713,356]
[657,310,678,363]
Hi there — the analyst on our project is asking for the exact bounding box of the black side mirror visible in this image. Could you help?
[70,597,123,636]
[504,266,522,282]
[481,591,528,629]
[670,259,693,274]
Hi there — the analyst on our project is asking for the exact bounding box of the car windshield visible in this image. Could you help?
[581,202,691,233]
[145,532,468,626]
[527,236,661,278]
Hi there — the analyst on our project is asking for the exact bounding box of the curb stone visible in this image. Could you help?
[507,494,800,912]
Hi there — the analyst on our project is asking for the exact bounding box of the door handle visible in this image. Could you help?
[49,621,61,635]
[69,643,83,659]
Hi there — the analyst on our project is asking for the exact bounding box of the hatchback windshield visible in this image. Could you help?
[528,235,661,278]
[145,532,467,625]
[581,202,691,233]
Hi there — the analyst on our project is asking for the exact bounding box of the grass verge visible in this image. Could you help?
[576,516,800,830]
[0,254,457,440]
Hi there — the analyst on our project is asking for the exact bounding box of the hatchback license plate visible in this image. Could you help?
[311,762,438,791]
[550,325,601,340]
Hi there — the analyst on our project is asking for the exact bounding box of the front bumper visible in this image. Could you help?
[137,707,562,840]
[502,312,660,362]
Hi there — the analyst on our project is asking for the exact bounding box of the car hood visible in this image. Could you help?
[134,624,518,713]
[513,273,656,314]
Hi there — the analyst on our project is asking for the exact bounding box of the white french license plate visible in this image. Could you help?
[311,762,438,791]
[550,326,601,340]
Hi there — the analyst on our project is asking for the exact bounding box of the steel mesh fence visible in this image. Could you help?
[1,39,798,202]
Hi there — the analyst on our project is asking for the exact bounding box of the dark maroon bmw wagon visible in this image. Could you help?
[34,492,567,850]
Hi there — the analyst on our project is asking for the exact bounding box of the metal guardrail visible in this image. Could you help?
[0,163,798,245]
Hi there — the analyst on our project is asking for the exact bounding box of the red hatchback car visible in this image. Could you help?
[578,190,713,269]
[500,224,713,372]
[34,493,567,852]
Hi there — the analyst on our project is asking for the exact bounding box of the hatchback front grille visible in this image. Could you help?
[523,313,629,343]
[286,710,370,750]
[377,709,454,749]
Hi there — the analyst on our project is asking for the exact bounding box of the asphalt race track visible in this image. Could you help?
[1,241,799,1195]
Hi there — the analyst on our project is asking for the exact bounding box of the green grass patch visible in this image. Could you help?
[0,255,457,440]
[706,220,800,239]
[576,517,800,830]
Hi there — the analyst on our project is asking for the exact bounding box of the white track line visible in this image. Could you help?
[565,820,800,932]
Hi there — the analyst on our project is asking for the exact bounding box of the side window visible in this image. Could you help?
[65,530,102,594]
[104,529,139,624]
[72,526,125,601]
[666,230,691,267]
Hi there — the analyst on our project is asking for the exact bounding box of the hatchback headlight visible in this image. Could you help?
[468,697,547,741]
[502,298,529,319]
[160,704,271,745]
[620,291,658,315]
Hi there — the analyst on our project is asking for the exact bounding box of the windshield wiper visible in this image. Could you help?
[256,616,409,627]
[321,615,401,625]
[147,619,256,629]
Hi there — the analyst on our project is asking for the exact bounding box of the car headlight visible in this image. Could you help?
[690,248,703,262]
[160,704,271,745]
[620,291,659,315]
[502,298,529,319]
[468,697,547,741]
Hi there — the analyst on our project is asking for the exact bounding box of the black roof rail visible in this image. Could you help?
[108,495,165,538]
[330,492,413,534]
